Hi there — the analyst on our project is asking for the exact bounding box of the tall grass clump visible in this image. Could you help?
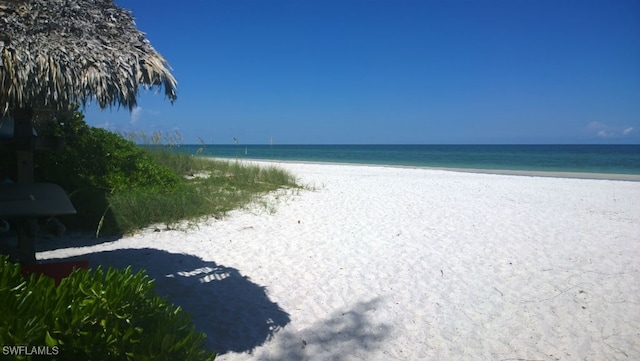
[107,150,300,232]
[32,107,301,235]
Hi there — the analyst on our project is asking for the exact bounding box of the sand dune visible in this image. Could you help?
[38,162,640,360]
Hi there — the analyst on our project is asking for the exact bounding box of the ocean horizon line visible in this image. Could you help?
[143,144,640,176]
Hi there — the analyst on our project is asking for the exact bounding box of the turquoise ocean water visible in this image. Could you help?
[161,144,640,175]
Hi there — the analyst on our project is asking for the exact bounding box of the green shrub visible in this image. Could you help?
[34,107,182,233]
[30,107,301,235]
[35,109,181,193]
[0,256,216,360]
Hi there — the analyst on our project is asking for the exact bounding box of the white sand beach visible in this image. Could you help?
[37,161,640,360]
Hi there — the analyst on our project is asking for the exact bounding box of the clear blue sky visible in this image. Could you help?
[84,0,640,144]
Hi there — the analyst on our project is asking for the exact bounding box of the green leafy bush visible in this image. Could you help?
[0,256,216,360]
[36,108,180,193]
[29,107,300,235]
[34,107,181,233]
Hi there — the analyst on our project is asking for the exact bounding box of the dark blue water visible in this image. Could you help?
[150,144,640,175]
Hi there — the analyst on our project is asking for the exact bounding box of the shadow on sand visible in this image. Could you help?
[259,297,391,360]
[46,247,290,355]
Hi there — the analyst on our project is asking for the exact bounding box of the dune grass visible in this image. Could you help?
[106,146,301,234]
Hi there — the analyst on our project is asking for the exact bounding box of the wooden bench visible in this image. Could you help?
[0,183,76,262]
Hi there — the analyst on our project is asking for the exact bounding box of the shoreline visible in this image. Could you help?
[206,156,640,182]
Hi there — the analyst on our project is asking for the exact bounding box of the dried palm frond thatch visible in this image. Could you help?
[0,0,177,116]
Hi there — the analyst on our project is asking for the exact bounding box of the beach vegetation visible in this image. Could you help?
[0,255,216,360]
[33,107,300,235]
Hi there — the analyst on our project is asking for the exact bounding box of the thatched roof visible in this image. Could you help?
[0,0,177,116]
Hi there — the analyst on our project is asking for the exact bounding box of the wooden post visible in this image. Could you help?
[12,108,37,263]
[16,219,38,263]
[15,150,34,183]
[12,107,34,183]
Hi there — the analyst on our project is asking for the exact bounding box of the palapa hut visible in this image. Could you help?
[1,0,177,115]
[0,0,177,262]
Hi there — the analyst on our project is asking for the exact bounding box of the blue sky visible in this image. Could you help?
[84,0,640,144]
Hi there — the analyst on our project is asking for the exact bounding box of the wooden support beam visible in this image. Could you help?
[11,107,37,263]
[17,219,37,263]
[16,150,34,184]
